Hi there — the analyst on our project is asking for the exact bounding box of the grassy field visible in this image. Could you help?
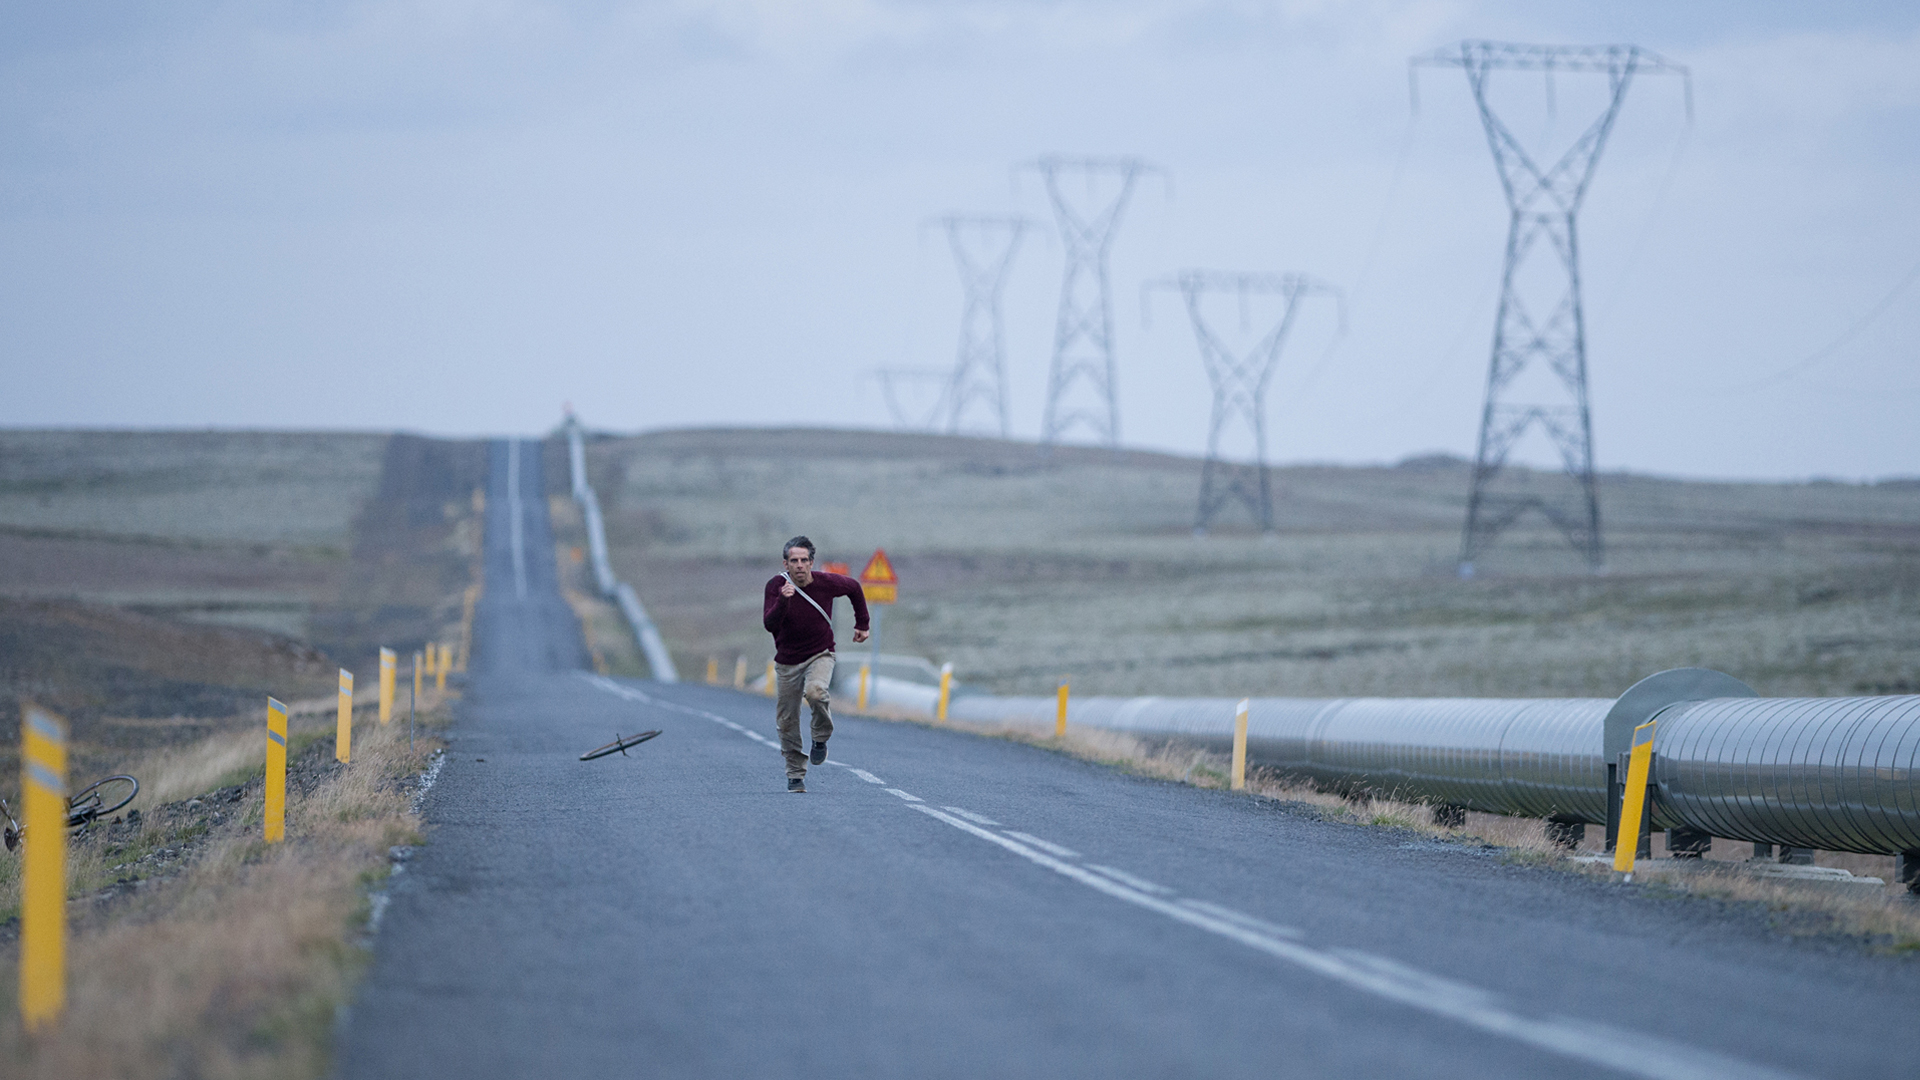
[583,427,1920,702]
[0,429,483,1076]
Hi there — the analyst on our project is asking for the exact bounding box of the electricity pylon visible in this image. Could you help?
[1147,272,1342,533]
[1022,156,1163,450]
[1412,41,1689,575]
[934,215,1031,438]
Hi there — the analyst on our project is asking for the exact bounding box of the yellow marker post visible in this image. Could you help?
[20,703,68,1031]
[1614,719,1658,876]
[336,669,353,763]
[423,643,435,677]
[379,647,396,725]
[265,697,287,843]
[1056,684,1070,739]
[706,656,719,685]
[435,646,447,692]
[858,664,871,712]
[734,656,747,691]
[1231,699,1250,791]
[414,652,424,702]
[764,660,776,698]
[937,662,953,724]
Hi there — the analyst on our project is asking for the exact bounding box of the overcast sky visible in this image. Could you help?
[2,1,1916,480]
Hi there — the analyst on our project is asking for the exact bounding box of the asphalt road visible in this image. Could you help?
[335,439,1920,1079]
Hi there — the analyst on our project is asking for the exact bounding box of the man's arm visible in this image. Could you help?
[842,576,871,643]
[762,578,787,633]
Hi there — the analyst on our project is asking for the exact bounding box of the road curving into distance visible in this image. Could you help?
[332,439,1920,1080]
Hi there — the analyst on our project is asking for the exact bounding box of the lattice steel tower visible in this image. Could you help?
[1149,272,1342,533]
[1413,42,1689,575]
[1024,156,1160,449]
[935,215,1030,438]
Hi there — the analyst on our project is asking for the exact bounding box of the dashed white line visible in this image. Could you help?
[884,789,922,802]
[851,770,887,785]
[942,806,1001,827]
[1004,831,1079,859]
[904,805,1802,1080]
[1085,864,1174,895]
[1177,899,1302,939]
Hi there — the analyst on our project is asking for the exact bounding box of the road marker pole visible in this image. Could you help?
[265,698,287,843]
[765,660,776,697]
[858,665,871,712]
[414,652,424,703]
[706,656,719,685]
[379,647,395,724]
[937,662,953,724]
[734,656,747,690]
[436,647,447,692]
[1231,699,1250,790]
[1056,684,1070,739]
[423,643,435,679]
[336,669,353,763]
[1614,720,1657,878]
[20,703,68,1031]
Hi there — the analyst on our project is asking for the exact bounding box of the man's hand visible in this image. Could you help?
[779,579,796,598]
[852,628,870,643]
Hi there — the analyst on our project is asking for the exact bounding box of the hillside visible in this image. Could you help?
[582,427,1920,701]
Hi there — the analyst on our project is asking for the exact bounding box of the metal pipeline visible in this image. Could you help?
[912,669,1920,857]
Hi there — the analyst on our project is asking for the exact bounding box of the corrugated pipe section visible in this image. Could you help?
[564,419,678,683]
[861,669,1920,857]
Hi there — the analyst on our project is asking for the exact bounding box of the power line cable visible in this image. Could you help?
[1722,258,1920,393]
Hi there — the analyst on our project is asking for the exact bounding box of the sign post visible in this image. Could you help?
[858,549,898,709]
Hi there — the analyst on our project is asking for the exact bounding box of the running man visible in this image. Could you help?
[764,536,870,792]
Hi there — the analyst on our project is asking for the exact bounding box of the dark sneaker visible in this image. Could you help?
[810,741,828,765]
[788,777,806,793]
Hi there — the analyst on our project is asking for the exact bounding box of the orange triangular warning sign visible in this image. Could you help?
[858,548,897,585]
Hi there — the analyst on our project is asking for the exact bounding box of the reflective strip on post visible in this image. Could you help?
[265,697,287,843]
[20,703,68,1031]
[1231,699,1250,791]
[337,669,353,763]
[1613,720,1657,875]
[379,647,396,725]
[1056,684,1070,739]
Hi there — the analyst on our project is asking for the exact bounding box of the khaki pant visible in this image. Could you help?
[775,651,835,778]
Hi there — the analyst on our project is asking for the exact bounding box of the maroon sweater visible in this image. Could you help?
[763,571,870,665]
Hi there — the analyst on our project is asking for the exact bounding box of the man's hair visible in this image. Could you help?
[782,536,816,562]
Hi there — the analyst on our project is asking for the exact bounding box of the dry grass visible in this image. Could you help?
[1576,858,1920,951]
[0,695,451,1078]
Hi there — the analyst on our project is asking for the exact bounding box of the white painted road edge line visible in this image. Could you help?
[884,789,922,802]
[905,805,1805,1080]
[1085,864,1174,895]
[941,806,1001,827]
[851,769,887,785]
[1004,831,1079,858]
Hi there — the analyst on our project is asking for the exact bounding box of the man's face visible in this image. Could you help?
[784,547,814,586]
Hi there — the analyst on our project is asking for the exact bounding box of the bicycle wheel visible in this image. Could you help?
[67,775,139,826]
[580,730,661,761]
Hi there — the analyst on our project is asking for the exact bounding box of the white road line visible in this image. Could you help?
[851,770,887,785]
[942,807,1001,827]
[507,438,528,600]
[1176,899,1302,939]
[1085,864,1174,895]
[905,805,1805,1080]
[1004,831,1079,859]
[884,789,922,802]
